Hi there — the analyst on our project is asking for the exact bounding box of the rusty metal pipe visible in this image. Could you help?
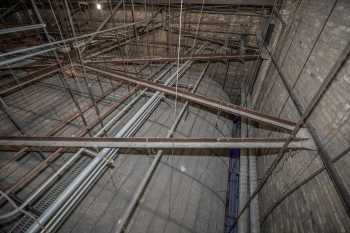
[85,65,297,131]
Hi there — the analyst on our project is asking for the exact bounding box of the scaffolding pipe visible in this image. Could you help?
[247,15,283,233]
[85,65,297,131]
[248,150,260,233]
[0,137,314,150]
[84,53,260,64]
[0,23,46,35]
[238,88,249,233]
[0,47,57,67]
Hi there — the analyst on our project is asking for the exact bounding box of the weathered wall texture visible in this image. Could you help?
[251,0,350,232]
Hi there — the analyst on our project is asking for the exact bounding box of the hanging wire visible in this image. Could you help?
[174,0,184,121]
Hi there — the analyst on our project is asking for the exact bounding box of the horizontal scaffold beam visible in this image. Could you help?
[84,53,260,64]
[0,24,46,35]
[0,137,315,150]
[132,0,274,6]
[85,65,297,131]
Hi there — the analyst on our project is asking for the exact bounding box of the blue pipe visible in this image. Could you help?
[225,148,240,233]
[225,117,240,233]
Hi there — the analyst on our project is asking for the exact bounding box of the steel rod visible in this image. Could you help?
[85,65,297,131]
[0,136,313,149]
[0,23,45,35]
[85,53,260,64]
[0,47,57,67]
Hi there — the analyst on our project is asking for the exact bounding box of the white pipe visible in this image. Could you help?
[248,153,260,233]
[238,88,249,233]
[0,137,312,149]
[249,17,284,233]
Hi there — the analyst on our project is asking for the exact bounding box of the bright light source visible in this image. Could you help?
[180,165,186,173]
[96,3,102,10]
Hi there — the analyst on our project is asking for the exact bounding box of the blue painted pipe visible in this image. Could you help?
[225,148,240,233]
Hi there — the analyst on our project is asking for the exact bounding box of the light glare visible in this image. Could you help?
[180,165,186,173]
[96,3,102,10]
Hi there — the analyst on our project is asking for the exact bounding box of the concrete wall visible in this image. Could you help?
[251,0,350,232]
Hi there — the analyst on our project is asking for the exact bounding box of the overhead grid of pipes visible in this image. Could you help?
[0,1,348,233]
